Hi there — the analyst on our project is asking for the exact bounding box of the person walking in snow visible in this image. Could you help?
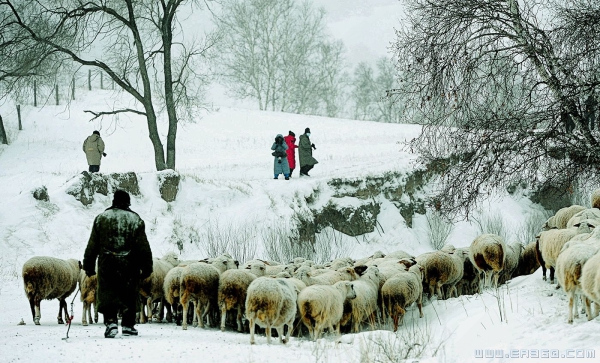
[284,131,298,177]
[299,127,318,177]
[83,130,106,173]
[83,190,153,338]
[271,134,290,180]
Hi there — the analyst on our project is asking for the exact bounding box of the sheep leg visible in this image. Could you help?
[146,297,153,323]
[93,301,99,323]
[236,305,243,332]
[87,301,93,324]
[567,291,575,324]
[181,296,190,330]
[436,283,444,300]
[34,299,41,325]
[200,301,211,328]
[276,326,285,344]
[573,294,579,319]
[139,296,147,324]
[493,272,500,290]
[195,301,203,328]
[57,299,65,324]
[266,323,272,344]
[549,267,555,284]
[220,302,227,332]
[164,301,172,323]
[594,303,600,319]
[249,316,256,344]
[418,294,424,318]
[584,297,593,321]
[391,311,399,332]
[82,302,89,326]
[157,298,165,322]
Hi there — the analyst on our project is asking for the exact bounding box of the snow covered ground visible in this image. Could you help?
[0,87,599,363]
[1,1,599,362]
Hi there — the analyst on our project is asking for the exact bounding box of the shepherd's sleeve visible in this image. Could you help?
[83,217,100,272]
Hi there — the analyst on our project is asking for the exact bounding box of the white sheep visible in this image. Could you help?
[295,266,358,286]
[498,242,524,285]
[416,249,463,299]
[326,257,355,270]
[537,223,592,283]
[384,250,414,260]
[246,277,299,344]
[354,251,386,266]
[381,263,424,332]
[566,208,600,229]
[179,255,237,330]
[469,234,506,290]
[22,256,81,325]
[346,266,382,333]
[297,280,356,340]
[78,270,98,326]
[163,266,186,326]
[542,205,585,230]
[581,251,600,319]
[556,240,600,323]
[139,251,179,323]
[218,263,266,332]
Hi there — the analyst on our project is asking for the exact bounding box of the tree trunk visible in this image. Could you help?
[0,114,8,144]
[162,6,178,170]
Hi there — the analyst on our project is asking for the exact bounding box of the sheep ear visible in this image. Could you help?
[354,265,368,276]
[222,260,227,265]
[78,261,83,269]
[234,260,240,267]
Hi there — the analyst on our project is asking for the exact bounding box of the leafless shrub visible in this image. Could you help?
[197,219,258,262]
[515,210,551,245]
[472,210,509,242]
[358,320,446,362]
[425,209,454,250]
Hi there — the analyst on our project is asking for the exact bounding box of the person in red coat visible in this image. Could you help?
[283,131,298,177]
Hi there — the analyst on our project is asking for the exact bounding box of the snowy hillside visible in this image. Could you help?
[0,87,598,363]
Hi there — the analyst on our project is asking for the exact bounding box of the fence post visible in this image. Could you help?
[88,69,91,91]
[0,114,8,145]
[72,75,75,100]
[17,105,22,130]
[33,80,37,107]
[55,84,59,105]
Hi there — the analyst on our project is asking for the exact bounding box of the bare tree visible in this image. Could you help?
[213,0,346,116]
[351,57,405,122]
[391,0,600,218]
[0,0,215,170]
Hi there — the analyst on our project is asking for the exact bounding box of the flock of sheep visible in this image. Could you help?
[20,189,600,343]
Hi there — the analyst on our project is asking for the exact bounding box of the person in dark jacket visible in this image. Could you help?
[83,130,106,173]
[298,127,318,176]
[271,134,290,180]
[83,190,153,338]
[283,131,298,177]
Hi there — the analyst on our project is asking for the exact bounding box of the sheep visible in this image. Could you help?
[556,240,600,323]
[469,234,506,290]
[297,280,357,340]
[163,266,186,326]
[498,242,524,285]
[381,263,424,332]
[78,270,98,326]
[295,266,358,286]
[581,251,600,319]
[385,250,414,260]
[246,277,299,344]
[139,251,179,323]
[592,189,600,209]
[354,251,386,266]
[179,255,238,330]
[566,208,600,229]
[454,247,480,296]
[346,266,382,333]
[513,241,540,278]
[416,249,463,299]
[542,205,586,230]
[22,256,81,325]
[537,223,592,283]
[218,266,263,332]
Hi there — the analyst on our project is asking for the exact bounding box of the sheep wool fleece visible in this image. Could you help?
[83,207,153,315]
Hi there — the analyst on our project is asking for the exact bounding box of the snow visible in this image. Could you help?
[1,2,599,363]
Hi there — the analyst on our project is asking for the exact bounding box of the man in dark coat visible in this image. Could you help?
[83,190,153,338]
[299,127,318,176]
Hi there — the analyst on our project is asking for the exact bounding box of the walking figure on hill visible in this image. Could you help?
[83,190,153,338]
[83,130,106,173]
[284,131,298,177]
[271,134,290,180]
[299,128,318,177]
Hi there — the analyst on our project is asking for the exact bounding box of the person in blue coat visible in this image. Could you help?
[271,134,290,180]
